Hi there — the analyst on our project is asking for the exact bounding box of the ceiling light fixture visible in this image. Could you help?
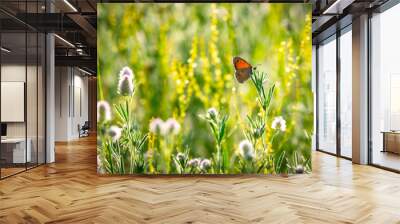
[78,67,92,76]
[1,47,11,53]
[54,34,75,48]
[63,0,78,12]
[322,0,354,15]
[76,48,85,55]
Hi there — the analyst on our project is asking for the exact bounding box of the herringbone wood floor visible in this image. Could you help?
[1,136,400,224]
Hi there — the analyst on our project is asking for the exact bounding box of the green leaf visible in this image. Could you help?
[265,84,275,110]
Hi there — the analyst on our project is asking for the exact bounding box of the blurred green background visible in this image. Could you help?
[98,3,312,166]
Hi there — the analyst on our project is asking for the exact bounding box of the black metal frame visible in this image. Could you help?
[336,21,341,159]
[367,10,372,166]
[0,0,48,180]
[315,44,319,152]
[315,21,353,161]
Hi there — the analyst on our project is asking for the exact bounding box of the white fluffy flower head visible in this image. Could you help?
[207,107,218,120]
[238,140,254,160]
[119,66,134,79]
[295,164,304,174]
[108,125,122,142]
[200,159,211,170]
[149,118,165,135]
[272,116,286,132]
[164,118,181,135]
[97,101,111,123]
[176,152,187,164]
[118,66,135,96]
[188,158,200,168]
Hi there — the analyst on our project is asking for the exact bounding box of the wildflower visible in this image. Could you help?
[207,107,218,120]
[118,66,135,96]
[149,118,165,135]
[118,75,134,96]
[239,140,254,160]
[188,158,200,168]
[215,7,228,19]
[295,165,304,174]
[272,116,287,132]
[200,159,211,171]
[164,118,181,135]
[252,126,265,139]
[176,152,187,164]
[97,101,111,123]
[119,66,134,79]
[108,125,122,142]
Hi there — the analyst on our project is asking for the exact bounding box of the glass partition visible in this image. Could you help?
[1,30,28,177]
[339,27,352,158]
[0,1,46,179]
[317,36,337,154]
[371,3,400,171]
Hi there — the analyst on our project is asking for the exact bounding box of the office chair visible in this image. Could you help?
[79,121,90,138]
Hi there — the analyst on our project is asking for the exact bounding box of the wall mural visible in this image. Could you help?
[97,3,312,175]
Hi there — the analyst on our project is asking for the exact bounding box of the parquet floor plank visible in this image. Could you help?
[0,136,399,223]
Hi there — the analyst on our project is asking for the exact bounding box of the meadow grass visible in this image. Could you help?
[97,3,312,174]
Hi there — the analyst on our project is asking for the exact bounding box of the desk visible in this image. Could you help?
[1,138,31,163]
[382,131,400,154]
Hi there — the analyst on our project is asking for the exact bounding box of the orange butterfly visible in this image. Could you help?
[232,56,253,83]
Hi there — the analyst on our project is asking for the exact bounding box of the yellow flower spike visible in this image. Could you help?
[265,126,273,155]
[169,36,200,124]
[148,133,155,173]
[198,38,213,108]
[209,4,221,85]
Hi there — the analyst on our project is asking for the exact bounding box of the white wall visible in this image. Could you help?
[1,65,40,137]
[55,67,69,141]
[55,67,89,141]
[1,65,26,139]
[71,73,89,138]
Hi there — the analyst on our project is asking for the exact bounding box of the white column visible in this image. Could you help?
[46,32,55,163]
[352,14,369,164]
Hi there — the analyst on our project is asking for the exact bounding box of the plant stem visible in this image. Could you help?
[217,143,222,173]
[106,141,114,174]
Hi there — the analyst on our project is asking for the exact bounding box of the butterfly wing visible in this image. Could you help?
[235,68,253,83]
[233,56,252,83]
